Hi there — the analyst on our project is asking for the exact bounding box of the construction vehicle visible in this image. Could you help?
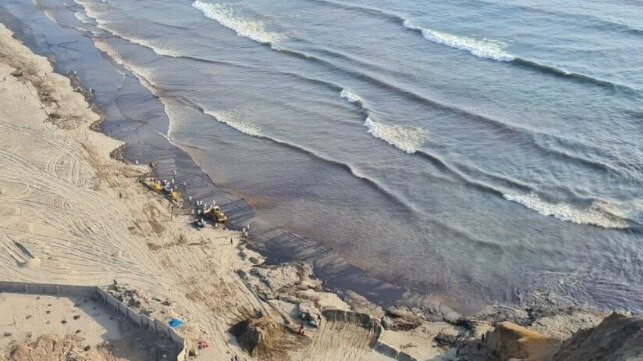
[204,204,227,224]
[193,218,205,229]
[142,177,180,202]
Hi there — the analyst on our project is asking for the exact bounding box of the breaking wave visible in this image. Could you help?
[401,21,635,92]
[339,88,428,154]
[339,88,365,104]
[403,21,514,62]
[339,89,428,154]
[194,106,416,213]
[73,0,109,25]
[503,192,629,229]
[74,0,183,57]
[364,117,428,154]
[202,109,262,137]
[192,0,285,45]
[73,11,91,24]
[101,24,184,57]
[310,0,636,92]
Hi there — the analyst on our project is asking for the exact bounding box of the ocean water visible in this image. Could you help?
[4,0,642,313]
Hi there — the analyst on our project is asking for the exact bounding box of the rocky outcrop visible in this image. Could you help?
[382,307,423,331]
[481,313,642,361]
[249,262,322,300]
[551,313,642,361]
[484,322,560,361]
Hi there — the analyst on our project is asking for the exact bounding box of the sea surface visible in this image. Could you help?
[3,0,642,314]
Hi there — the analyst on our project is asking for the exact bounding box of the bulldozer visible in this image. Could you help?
[204,204,227,224]
[142,177,180,202]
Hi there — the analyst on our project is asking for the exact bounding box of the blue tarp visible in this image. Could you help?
[168,318,184,328]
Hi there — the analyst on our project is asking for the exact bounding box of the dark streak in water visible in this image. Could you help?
[182,99,420,215]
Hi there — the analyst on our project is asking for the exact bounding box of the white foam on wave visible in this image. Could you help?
[43,9,58,24]
[192,0,284,45]
[347,86,429,154]
[339,88,364,104]
[364,117,428,154]
[349,167,367,179]
[203,109,262,137]
[93,39,153,80]
[74,0,109,25]
[100,22,184,57]
[75,1,184,59]
[503,192,629,229]
[74,11,92,24]
[125,37,183,58]
[403,20,514,62]
[93,39,185,145]
[93,39,126,69]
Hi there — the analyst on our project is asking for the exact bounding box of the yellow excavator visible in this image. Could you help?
[204,205,227,223]
[142,177,180,202]
[194,204,226,229]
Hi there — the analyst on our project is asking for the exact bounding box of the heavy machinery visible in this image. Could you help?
[142,177,180,202]
[204,204,227,224]
[193,218,206,228]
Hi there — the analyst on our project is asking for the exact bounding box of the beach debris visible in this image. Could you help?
[229,314,294,359]
[382,307,422,331]
[9,241,41,269]
[169,318,184,328]
[197,340,209,349]
[106,282,155,315]
[297,303,321,328]
[433,331,458,347]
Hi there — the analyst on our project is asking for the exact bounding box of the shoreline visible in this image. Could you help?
[2,2,637,318]
[0,13,640,361]
[1,0,637,319]
[0,2,460,314]
[0,20,465,360]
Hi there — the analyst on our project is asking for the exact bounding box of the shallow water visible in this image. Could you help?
[4,0,642,313]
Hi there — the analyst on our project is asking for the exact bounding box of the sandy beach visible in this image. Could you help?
[0,18,640,361]
[0,22,451,360]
